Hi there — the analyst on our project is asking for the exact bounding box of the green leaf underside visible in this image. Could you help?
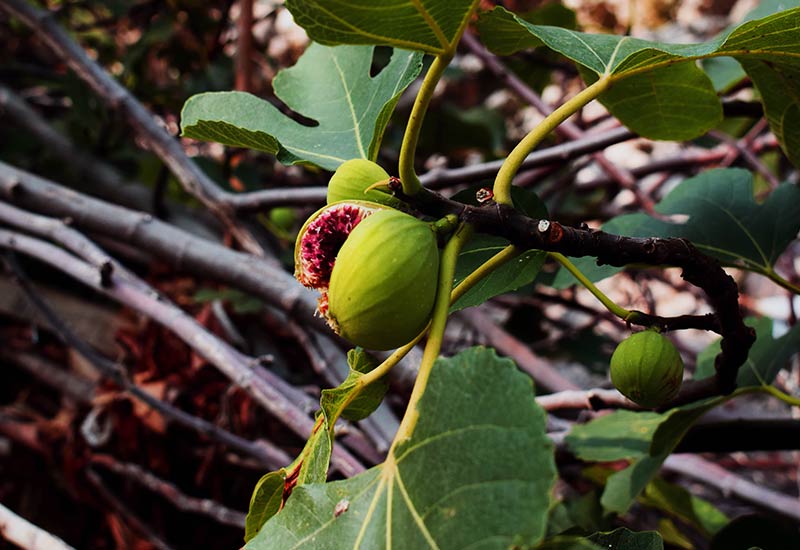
[285,0,481,54]
[640,478,729,538]
[551,168,800,288]
[477,5,800,160]
[181,45,422,170]
[246,347,556,549]
[321,349,389,423]
[567,397,729,515]
[696,317,800,386]
[566,410,663,462]
[245,470,287,542]
[601,397,726,514]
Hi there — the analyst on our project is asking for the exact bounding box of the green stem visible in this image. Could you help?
[390,224,473,448]
[398,53,453,196]
[550,252,635,321]
[765,268,800,295]
[759,384,800,407]
[493,77,612,206]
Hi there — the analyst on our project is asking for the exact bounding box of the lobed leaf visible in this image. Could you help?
[477,5,800,162]
[181,44,422,170]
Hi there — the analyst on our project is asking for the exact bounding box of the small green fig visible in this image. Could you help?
[326,159,405,209]
[610,330,684,409]
[294,201,439,350]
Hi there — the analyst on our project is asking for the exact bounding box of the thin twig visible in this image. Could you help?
[0,502,77,550]
[0,0,264,254]
[0,161,323,332]
[0,237,363,475]
[85,469,177,550]
[536,389,635,411]
[459,309,581,393]
[90,454,247,529]
[664,453,800,522]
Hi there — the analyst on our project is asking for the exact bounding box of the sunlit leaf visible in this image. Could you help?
[181,44,422,170]
[285,0,480,54]
[246,347,556,549]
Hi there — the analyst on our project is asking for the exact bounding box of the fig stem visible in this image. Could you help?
[390,223,473,448]
[492,76,612,206]
[550,252,639,322]
[398,53,453,197]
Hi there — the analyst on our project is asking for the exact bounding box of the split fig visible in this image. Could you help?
[326,159,405,209]
[294,201,439,350]
[609,330,684,409]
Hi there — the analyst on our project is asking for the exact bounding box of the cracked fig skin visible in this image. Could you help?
[610,330,684,409]
[294,202,439,350]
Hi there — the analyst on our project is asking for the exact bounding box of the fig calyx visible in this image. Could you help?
[294,201,439,350]
[326,159,405,209]
[609,330,684,409]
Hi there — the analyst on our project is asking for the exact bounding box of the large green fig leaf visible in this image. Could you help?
[477,5,800,163]
[552,169,800,288]
[285,0,480,54]
[246,347,556,549]
[696,317,800,386]
[181,44,422,170]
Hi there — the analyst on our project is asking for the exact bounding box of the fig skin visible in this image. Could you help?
[326,159,405,209]
[327,208,439,350]
[610,330,684,409]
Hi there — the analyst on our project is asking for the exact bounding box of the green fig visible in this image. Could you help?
[610,330,684,408]
[326,159,405,209]
[294,201,439,350]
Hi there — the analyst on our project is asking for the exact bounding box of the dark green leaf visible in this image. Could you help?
[285,0,480,54]
[588,527,663,550]
[477,6,800,161]
[181,45,422,170]
[451,187,548,310]
[710,514,800,550]
[452,234,546,311]
[552,169,800,288]
[696,317,800,386]
[246,347,556,549]
[537,537,602,550]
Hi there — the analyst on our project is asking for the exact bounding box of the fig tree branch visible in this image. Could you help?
[90,455,247,529]
[402,186,754,402]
